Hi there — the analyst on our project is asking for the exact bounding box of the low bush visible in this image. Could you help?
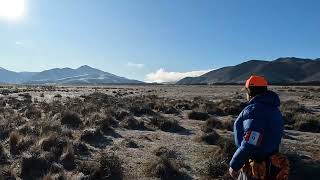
[281,100,310,125]
[150,116,183,132]
[217,99,246,116]
[21,154,51,179]
[9,131,21,154]
[207,156,230,178]
[201,117,222,132]
[145,150,189,180]
[120,116,145,130]
[80,152,123,180]
[60,146,76,171]
[25,105,42,120]
[217,137,237,161]
[292,113,320,133]
[200,130,221,145]
[61,111,82,127]
[188,111,209,120]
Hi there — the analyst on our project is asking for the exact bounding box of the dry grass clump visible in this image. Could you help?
[203,102,225,116]
[201,117,222,132]
[25,105,42,120]
[120,116,146,130]
[59,146,76,171]
[216,137,237,161]
[43,173,68,180]
[96,115,118,133]
[280,100,319,132]
[145,148,190,180]
[150,115,184,133]
[292,113,320,133]
[216,99,246,116]
[280,100,310,125]
[200,130,221,145]
[122,138,139,148]
[80,128,112,147]
[188,111,209,120]
[60,111,82,127]
[129,105,155,117]
[154,103,180,114]
[73,142,90,156]
[21,153,51,179]
[206,156,230,179]
[0,143,7,163]
[79,152,123,180]
[9,131,22,154]
[19,93,32,99]
[0,166,17,179]
[115,110,131,121]
[40,134,68,160]
[153,146,178,159]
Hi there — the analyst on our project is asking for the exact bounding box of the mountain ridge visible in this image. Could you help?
[0,65,143,85]
[177,57,320,84]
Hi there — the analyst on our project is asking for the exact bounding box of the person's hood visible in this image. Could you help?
[249,90,280,107]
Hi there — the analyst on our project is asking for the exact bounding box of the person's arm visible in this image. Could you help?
[233,114,244,148]
[229,118,264,171]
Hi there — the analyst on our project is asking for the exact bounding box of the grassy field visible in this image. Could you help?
[0,85,319,180]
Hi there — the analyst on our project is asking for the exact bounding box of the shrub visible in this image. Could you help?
[153,146,177,159]
[129,106,155,116]
[61,111,82,127]
[97,116,117,133]
[120,116,145,130]
[9,131,21,154]
[188,111,209,120]
[204,102,225,116]
[207,156,229,178]
[80,128,110,147]
[82,152,124,180]
[221,117,235,131]
[115,110,131,121]
[25,106,42,119]
[73,142,90,156]
[150,116,183,132]
[217,99,246,116]
[200,130,221,145]
[21,154,50,179]
[0,167,16,179]
[155,104,180,114]
[122,139,139,148]
[0,143,7,163]
[201,117,222,132]
[40,134,67,159]
[281,100,310,125]
[217,137,237,161]
[19,93,32,99]
[293,114,320,133]
[145,155,189,180]
[60,146,76,171]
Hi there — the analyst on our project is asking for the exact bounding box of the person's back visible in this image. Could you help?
[229,76,289,180]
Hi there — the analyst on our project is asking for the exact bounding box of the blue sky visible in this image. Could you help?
[0,0,320,82]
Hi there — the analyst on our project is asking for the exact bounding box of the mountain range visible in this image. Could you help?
[177,57,320,84]
[0,65,143,85]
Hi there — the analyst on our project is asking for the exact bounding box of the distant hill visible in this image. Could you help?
[177,57,320,85]
[0,66,143,85]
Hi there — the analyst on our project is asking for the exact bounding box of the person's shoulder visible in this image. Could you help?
[242,104,258,118]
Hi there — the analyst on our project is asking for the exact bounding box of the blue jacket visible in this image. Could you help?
[229,91,284,171]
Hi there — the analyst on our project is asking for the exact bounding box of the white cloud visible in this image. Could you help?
[15,41,23,45]
[145,68,212,83]
[126,62,145,68]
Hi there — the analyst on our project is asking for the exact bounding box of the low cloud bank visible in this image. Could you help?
[145,68,211,83]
